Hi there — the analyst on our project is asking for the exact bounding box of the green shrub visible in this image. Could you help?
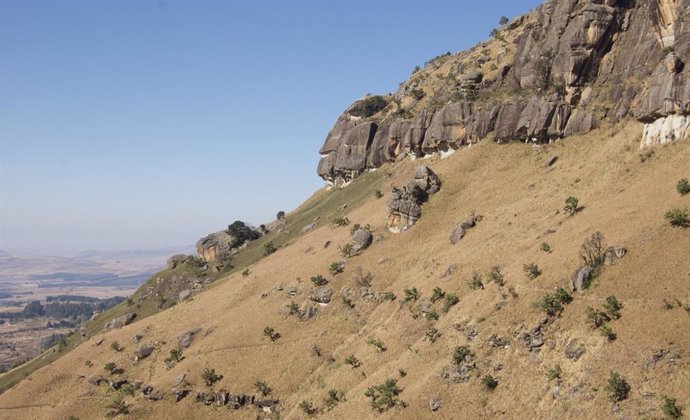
[604,371,630,401]
[345,354,361,368]
[311,275,328,286]
[263,242,277,256]
[202,368,221,386]
[430,287,445,303]
[481,375,498,390]
[442,294,460,313]
[403,287,419,302]
[677,178,690,195]
[298,400,315,415]
[488,266,505,286]
[364,378,402,412]
[665,208,690,227]
[599,324,616,341]
[662,396,684,419]
[253,380,272,396]
[640,149,655,162]
[341,296,355,308]
[350,96,388,118]
[165,348,183,366]
[329,261,344,275]
[366,336,387,352]
[425,310,439,320]
[332,217,350,227]
[499,16,509,25]
[287,301,300,315]
[539,288,572,317]
[263,326,279,341]
[324,388,346,411]
[523,263,542,280]
[104,362,117,375]
[339,243,354,258]
[452,346,471,364]
[564,196,579,215]
[110,341,123,352]
[381,292,396,301]
[226,221,261,247]
[540,242,551,253]
[603,295,622,319]
[468,272,484,290]
[119,383,135,396]
[586,307,610,328]
[374,190,384,199]
[105,397,128,417]
[546,364,562,381]
[425,327,440,343]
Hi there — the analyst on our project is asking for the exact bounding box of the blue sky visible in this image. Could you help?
[0,0,541,254]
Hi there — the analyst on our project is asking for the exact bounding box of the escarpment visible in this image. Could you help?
[317,0,690,186]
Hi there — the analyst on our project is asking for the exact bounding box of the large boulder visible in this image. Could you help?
[387,166,441,232]
[195,231,236,262]
[350,229,373,253]
[178,327,202,349]
[310,287,333,304]
[104,313,136,331]
[570,266,592,292]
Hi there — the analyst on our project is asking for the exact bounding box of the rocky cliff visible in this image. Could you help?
[318,0,690,186]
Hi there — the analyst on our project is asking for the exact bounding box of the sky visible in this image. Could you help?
[0,0,542,255]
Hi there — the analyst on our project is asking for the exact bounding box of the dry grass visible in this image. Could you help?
[1,122,689,419]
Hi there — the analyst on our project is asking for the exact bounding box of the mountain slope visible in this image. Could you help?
[0,121,688,419]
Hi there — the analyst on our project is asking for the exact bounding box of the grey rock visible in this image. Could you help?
[429,397,443,412]
[173,389,189,402]
[570,266,592,292]
[178,327,202,349]
[166,254,188,270]
[350,229,373,252]
[387,166,441,232]
[135,345,155,360]
[178,289,191,302]
[104,313,136,331]
[564,339,585,361]
[300,222,318,234]
[604,246,627,266]
[171,373,186,387]
[310,287,333,304]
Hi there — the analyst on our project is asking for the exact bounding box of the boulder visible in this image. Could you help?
[134,345,155,360]
[387,166,441,232]
[350,229,373,253]
[195,230,236,262]
[166,254,188,270]
[429,397,443,412]
[604,246,627,266]
[104,313,136,331]
[310,287,333,304]
[171,373,186,387]
[178,289,191,302]
[570,266,592,292]
[449,214,479,244]
[178,327,202,349]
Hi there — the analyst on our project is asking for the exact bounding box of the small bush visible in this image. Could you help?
[119,383,135,396]
[603,295,622,319]
[452,346,471,364]
[430,287,445,303]
[546,364,562,381]
[202,368,222,386]
[403,287,419,302]
[287,301,300,315]
[677,178,690,195]
[381,292,396,301]
[374,190,384,199]
[104,362,117,375]
[105,397,129,417]
[263,326,280,341]
[539,288,572,317]
[253,380,272,396]
[468,272,484,290]
[599,324,616,341]
[165,348,183,366]
[311,275,329,286]
[339,243,354,258]
[665,208,690,227]
[299,400,316,415]
[366,336,387,352]
[110,341,123,352]
[341,296,355,308]
[333,217,350,227]
[580,231,606,269]
[425,310,439,320]
[586,307,610,328]
[540,242,551,253]
[488,266,505,286]
[605,371,630,401]
[499,16,509,25]
[425,327,440,343]
[481,375,498,390]
[662,396,684,419]
[345,354,361,368]
[564,196,579,215]
[442,294,460,313]
[329,261,344,275]
[324,388,345,411]
[523,263,542,280]
[640,149,655,162]
[364,378,402,412]
[263,242,277,256]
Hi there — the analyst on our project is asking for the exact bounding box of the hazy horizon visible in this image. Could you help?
[0,0,541,254]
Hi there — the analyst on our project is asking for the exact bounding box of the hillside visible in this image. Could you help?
[1,1,689,419]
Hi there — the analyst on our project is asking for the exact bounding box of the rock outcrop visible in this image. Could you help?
[104,313,136,331]
[317,0,690,184]
[195,231,236,262]
[387,165,441,232]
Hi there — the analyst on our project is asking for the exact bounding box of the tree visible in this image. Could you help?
[499,16,509,25]
[226,221,261,247]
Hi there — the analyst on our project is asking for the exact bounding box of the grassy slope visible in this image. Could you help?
[0,122,689,419]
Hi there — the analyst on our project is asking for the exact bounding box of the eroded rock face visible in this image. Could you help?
[317,0,690,183]
[387,166,441,232]
[195,231,236,262]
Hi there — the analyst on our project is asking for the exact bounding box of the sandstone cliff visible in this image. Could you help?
[318,0,690,186]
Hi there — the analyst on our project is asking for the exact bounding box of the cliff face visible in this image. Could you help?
[318,0,690,186]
